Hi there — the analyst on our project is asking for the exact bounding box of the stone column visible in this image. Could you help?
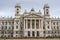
[30,19,32,37]
[24,19,26,29]
[41,20,44,37]
[41,20,43,29]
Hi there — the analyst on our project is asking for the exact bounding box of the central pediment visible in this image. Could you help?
[24,14,43,18]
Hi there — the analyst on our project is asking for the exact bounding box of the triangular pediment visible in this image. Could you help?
[24,14,43,18]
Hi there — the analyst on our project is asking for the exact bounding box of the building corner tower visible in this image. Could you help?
[15,3,21,18]
[43,4,52,37]
[43,4,50,18]
[13,3,21,37]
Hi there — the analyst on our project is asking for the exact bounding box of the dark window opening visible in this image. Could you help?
[32,31,35,37]
[37,31,39,36]
[28,31,30,37]
[16,26,18,29]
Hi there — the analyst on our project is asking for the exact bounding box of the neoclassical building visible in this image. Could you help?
[0,3,60,38]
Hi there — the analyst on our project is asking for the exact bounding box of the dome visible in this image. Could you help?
[31,8,35,11]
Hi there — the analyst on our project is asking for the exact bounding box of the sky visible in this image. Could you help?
[0,0,60,18]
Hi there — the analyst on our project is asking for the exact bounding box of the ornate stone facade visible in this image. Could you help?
[0,3,60,38]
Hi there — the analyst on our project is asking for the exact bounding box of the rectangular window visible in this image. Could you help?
[9,22,11,25]
[1,31,4,34]
[36,23,39,29]
[32,31,35,37]
[46,12,48,14]
[1,26,3,30]
[16,26,18,29]
[43,26,45,29]
[9,27,10,29]
[53,22,55,25]
[5,21,7,25]
[17,12,19,14]
[8,31,10,33]
[2,21,4,25]
[20,31,23,34]
[12,22,14,24]
[32,23,34,29]
[8,35,10,37]
[46,9,48,11]
[28,23,30,29]
[21,27,23,30]
[28,20,30,29]
[5,26,7,29]
[47,26,50,29]
[12,26,14,29]
[17,9,19,10]
[16,20,19,24]
[57,26,59,29]
[47,21,49,24]
[16,31,18,34]
[57,22,58,25]
[54,26,55,29]
[32,20,35,29]
[28,31,30,37]
[44,31,45,34]
[36,20,39,29]
[37,31,39,36]
[5,31,6,34]
[48,31,50,34]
